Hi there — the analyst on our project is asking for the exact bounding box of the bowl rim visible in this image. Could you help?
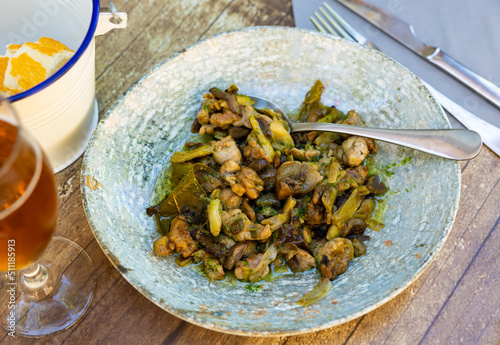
[81,25,460,336]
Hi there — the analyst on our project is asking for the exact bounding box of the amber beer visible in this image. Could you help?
[0,117,58,271]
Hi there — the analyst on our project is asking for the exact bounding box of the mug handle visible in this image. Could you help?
[96,2,127,36]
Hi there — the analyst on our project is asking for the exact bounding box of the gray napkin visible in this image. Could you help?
[292,0,500,129]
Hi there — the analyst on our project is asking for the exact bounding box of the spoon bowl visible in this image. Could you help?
[250,95,482,160]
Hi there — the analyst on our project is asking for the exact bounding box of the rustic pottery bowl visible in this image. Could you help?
[81,27,460,336]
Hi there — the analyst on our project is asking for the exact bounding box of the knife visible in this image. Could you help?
[337,0,500,111]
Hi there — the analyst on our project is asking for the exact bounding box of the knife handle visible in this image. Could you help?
[430,50,500,110]
[424,82,500,157]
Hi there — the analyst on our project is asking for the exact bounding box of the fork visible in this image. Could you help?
[311,2,500,157]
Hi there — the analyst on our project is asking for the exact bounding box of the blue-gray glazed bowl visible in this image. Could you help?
[81,26,460,336]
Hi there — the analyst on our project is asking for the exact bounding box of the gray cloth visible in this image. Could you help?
[292,0,500,129]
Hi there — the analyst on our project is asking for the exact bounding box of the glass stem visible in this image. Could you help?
[20,262,55,300]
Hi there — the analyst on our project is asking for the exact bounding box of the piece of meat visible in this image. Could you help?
[219,160,241,174]
[339,110,364,127]
[153,235,173,256]
[346,165,369,185]
[167,216,198,258]
[197,105,210,124]
[342,136,369,167]
[234,167,264,199]
[289,148,321,161]
[243,134,267,162]
[209,107,240,129]
[212,135,242,165]
[203,254,225,281]
[219,187,243,209]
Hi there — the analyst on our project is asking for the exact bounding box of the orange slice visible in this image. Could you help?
[6,44,21,54]
[38,37,73,53]
[1,37,74,96]
[9,53,47,91]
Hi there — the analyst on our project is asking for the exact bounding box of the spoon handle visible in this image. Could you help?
[291,123,482,160]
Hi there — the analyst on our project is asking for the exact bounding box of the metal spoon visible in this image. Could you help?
[249,96,482,160]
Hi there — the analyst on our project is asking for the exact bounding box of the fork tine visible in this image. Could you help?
[319,7,353,41]
[310,17,328,34]
[323,3,374,48]
[313,12,337,36]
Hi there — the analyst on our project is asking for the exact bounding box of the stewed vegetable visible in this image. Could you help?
[148,81,387,305]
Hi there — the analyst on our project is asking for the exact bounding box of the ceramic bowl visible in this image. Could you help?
[81,27,460,336]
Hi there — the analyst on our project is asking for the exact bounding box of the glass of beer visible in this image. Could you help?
[0,97,95,337]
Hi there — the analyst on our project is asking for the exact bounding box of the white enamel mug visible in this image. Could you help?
[1,0,127,173]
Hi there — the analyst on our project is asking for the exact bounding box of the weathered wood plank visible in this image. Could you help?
[198,0,292,39]
[343,147,500,344]
[95,0,142,78]
[95,0,232,116]
[420,215,500,345]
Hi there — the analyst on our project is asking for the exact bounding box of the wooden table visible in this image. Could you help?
[4,0,499,344]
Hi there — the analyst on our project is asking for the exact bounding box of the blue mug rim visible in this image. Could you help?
[8,0,100,103]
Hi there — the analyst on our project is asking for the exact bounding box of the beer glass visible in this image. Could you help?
[0,97,95,337]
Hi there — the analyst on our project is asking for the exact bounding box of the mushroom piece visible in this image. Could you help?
[189,226,227,258]
[241,198,256,222]
[316,238,354,281]
[304,202,325,227]
[275,161,323,200]
[366,175,388,195]
[259,167,277,192]
[223,242,251,270]
[287,248,316,273]
[340,218,367,237]
[228,126,251,139]
[209,87,240,115]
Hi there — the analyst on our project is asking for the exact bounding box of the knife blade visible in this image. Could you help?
[337,0,500,111]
